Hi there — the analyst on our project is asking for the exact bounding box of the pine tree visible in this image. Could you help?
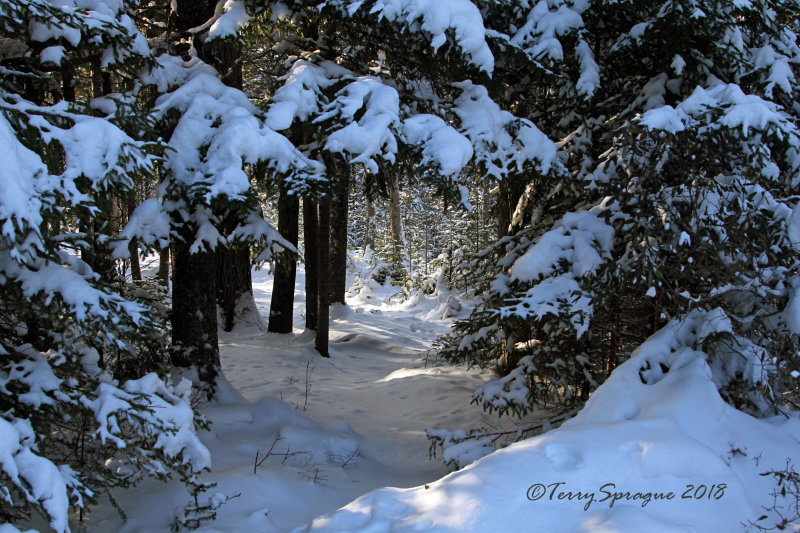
[0,1,210,530]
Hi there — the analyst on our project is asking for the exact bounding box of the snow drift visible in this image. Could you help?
[295,310,800,532]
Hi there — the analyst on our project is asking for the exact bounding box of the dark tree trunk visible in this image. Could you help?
[497,177,527,238]
[315,198,331,357]
[128,238,142,282]
[329,171,349,304]
[304,197,319,331]
[171,228,220,393]
[168,0,222,395]
[182,6,254,333]
[61,65,75,102]
[497,180,512,239]
[158,246,170,288]
[84,58,119,283]
[268,190,299,333]
[216,243,252,332]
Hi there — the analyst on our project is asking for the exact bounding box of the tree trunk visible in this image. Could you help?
[329,171,349,304]
[497,177,527,238]
[268,190,299,333]
[90,60,120,284]
[158,246,170,288]
[304,197,318,330]
[364,194,375,249]
[216,242,252,332]
[387,177,404,278]
[497,179,512,239]
[388,179,403,251]
[171,228,220,394]
[168,0,223,395]
[190,13,254,332]
[128,238,142,282]
[61,65,75,103]
[315,198,331,357]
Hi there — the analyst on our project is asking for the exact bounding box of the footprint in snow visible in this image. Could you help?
[545,443,583,470]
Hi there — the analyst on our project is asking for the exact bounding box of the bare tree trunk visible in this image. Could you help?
[387,177,404,279]
[364,193,375,249]
[216,241,252,332]
[191,14,255,333]
[84,58,119,283]
[304,197,318,330]
[497,179,512,239]
[158,246,170,288]
[269,190,299,333]
[171,227,220,394]
[315,198,331,357]
[388,179,403,251]
[329,171,349,304]
[128,239,142,282]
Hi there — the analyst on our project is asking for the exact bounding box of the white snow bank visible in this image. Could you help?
[295,310,800,532]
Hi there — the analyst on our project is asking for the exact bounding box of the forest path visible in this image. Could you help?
[79,268,500,533]
[218,266,494,488]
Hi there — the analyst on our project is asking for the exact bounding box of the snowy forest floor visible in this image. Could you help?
[73,267,500,533]
[63,264,800,533]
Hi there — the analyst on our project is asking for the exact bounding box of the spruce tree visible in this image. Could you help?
[0,1,211,530]
[436,0,800,425]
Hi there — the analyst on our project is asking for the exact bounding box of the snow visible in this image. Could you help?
[69,266,495,533]
[208,0,250,41]
[401,114,472,178]
[0,115,48,241]
[510,209,613,282]
[453,81,556,178]
[266,60,349,130]
[356,0,494,73]
[320,77,401,173]
[640,83,798,139]
[150,54,322,200]
[298,309,800,532]
[39,45,65,65]
[4,261,789,533]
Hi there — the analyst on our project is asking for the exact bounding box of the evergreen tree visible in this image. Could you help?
[0,1,210,529]
[436,0,800,426]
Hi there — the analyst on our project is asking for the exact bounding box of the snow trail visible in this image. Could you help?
[221,267,492,488]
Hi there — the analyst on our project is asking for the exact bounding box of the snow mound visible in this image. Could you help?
[295,311,800,532]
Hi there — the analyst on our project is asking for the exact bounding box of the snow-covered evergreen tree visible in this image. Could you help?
[436,0,800,426]
[0,1,211,530]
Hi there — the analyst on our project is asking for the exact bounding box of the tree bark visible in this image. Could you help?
[387,176,404,277]
[315,198,331,357]
[388,179,403,251]
[364,193,375,249]
[158,246,170,288]
[128,238,142,282]
[268,190,299,333]
[168,0,222,394]
[304,197,319,330]
[84,59,120,284]
[497,177,527,238]
[189,12,254,333]
[171,228,220,394]
[216,242,252,332]
[329,170,349,304]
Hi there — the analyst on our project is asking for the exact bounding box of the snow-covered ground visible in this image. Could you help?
[74,266,496,532]
[71,266,800,533]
